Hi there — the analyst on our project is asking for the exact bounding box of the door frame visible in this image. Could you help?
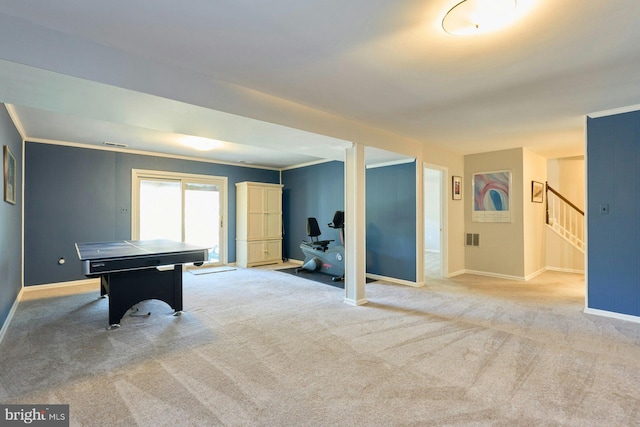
[131,169,229,265]
[423,163,448,278]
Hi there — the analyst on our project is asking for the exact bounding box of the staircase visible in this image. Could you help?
[546,182,584,252]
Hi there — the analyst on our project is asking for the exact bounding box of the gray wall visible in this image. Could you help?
[24,142,279,286]
[0,106,22,328]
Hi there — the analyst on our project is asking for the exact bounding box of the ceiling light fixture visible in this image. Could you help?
[442,0,518,36]
[179,136,224,151]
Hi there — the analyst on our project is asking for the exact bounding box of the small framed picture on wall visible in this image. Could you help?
[531,181,544,203]
[4,145,16,205]
[452,175,462,200]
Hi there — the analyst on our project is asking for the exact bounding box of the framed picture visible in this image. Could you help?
[4,145,16,205]
[472,170,511,223]
[452,176,462,200]
[532,181,544,203]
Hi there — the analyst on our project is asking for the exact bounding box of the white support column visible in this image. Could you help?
[344,143,367,306]
[415,161,425,286]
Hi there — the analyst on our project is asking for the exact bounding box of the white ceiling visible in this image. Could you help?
[1,0,639,168]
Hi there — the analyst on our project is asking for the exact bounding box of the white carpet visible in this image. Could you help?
[1,268,638,426]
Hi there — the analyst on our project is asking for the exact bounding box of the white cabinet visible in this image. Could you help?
[235,182,283,267]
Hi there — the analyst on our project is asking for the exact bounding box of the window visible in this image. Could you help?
[132,170,228,265]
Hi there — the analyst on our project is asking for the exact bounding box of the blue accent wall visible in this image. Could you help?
[281,161,344,261]
[282,160,417,283]
[366,161,416,282]
[0,106,22,328]
[25,143,418,287]
[587,112,640,316]
[24,142,279,286]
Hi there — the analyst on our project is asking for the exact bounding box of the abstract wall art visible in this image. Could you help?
[472,170,511,222]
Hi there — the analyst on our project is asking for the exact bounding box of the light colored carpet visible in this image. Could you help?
[424,251,441,278]
[1,268,639,426]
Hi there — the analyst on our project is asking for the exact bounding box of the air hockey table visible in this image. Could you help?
[75,239,208,328]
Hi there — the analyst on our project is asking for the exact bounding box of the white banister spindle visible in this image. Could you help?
[570,209,574,239]
[546,187,584,252]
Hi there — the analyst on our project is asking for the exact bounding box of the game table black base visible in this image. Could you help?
[100,265,183,328]
[75,239,208,329]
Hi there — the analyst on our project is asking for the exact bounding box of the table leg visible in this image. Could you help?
[101,265,184,328]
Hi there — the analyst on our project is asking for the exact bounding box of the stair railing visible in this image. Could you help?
[546,182,585,251]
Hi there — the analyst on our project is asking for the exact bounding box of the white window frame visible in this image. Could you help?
[131,169,229,265]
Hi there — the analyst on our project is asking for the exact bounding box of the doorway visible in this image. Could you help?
[424,164,447,278]
[132,169,228,265]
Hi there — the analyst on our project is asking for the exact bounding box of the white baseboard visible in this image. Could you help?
[0,287,23,346]
[343,297,368,306]
[447,269,466,278]
[464,269,526,281]
[451,267,583,282]
[584,307,640,324]
[23,278,99,292]
[546,266,585,274]
[366,273,423,288]
[524,268,547,281]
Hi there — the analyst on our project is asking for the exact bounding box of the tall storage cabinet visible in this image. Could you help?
[235,182,283,267]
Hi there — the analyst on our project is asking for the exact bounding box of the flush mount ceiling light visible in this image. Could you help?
[442,0,518,35]
[179,136,224,151]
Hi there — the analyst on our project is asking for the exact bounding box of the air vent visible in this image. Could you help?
[103,141,128,148]
[465,233,480,247]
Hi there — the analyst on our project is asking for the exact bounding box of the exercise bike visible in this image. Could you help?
[296,211,345,282]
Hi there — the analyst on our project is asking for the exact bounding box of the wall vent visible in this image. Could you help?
[465,233,480,247]
[103,141,128,148]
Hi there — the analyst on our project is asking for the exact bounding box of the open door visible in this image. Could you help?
[424,165,447,278]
